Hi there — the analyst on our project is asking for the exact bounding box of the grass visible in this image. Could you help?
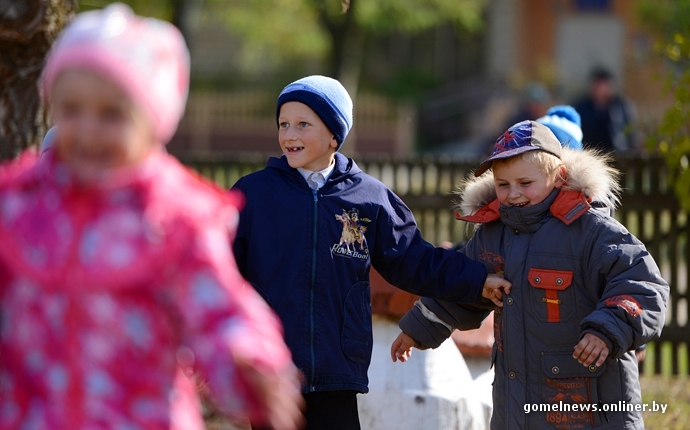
[639,341,690,429]
[641,376,690,430]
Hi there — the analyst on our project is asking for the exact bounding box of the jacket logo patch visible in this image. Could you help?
[543,377,594,427]
[332,208,370,260]
[479,250,504,275]
[604,295,643,317]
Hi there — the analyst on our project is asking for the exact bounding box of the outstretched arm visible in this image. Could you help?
[395,296,495,353]
[372,189,507,303]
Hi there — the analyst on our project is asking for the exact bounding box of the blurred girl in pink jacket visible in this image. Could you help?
[0,4,302,429]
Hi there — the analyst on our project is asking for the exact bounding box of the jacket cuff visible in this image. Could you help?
[399,304,452,349]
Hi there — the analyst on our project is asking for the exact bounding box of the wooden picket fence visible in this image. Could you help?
[180,152,689,376]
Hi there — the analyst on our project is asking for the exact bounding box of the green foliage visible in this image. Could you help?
[204,0,486,73]
[636,0,690,211]
[206,0,329,70]
[77,0,488,96]
[357,0,485,34]
[78,0,172,19]
[379,68,441,101]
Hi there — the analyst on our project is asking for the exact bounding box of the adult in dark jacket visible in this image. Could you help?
[392,121,669,429]
[232,75,510,430]
[573,68,637,153]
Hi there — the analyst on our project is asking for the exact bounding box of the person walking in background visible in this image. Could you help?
[0,4,303,429]
[231,75,511,430]
[573,68,639,154]
[503,82,552,131]
[391,120,668,429]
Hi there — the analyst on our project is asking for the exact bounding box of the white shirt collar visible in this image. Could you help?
[297,161,335,189]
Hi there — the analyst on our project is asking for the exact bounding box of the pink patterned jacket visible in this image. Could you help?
[0,150,291,429]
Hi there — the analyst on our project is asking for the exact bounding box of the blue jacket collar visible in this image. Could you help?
[266,152,361,185]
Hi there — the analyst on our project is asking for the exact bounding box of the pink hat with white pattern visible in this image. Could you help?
[41,3,190,144]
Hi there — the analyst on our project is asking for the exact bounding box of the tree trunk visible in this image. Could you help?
[0,0,76,161]
[312,0,368,96]
[314,0,366,153]
[171,0,204,49]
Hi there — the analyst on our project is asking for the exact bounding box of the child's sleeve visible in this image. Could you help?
[229,178,248,276]
[579,221,670,358]
[397,237,495,349]
[371,188,487,303]
[398,297,494,349]
[170,208,293,422]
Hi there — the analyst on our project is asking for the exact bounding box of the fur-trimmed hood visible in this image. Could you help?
[456,147,621,216]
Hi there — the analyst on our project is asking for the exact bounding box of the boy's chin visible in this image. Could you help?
[285,156,308,170]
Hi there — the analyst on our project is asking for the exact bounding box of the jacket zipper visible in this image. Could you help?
[309,188,318,391]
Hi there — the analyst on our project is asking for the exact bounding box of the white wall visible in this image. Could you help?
[358,317,494,430]
[556,15,624,95]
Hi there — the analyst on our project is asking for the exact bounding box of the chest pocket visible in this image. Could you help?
[528,268,574,323]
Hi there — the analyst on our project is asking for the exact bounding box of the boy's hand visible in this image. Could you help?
[390,332,417,363]
[482,274,512,307]
[573,333,609,368]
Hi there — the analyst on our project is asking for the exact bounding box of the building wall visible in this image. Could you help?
[487,0,670,119]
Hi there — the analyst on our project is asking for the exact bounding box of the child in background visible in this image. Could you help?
[0,4,302,430]
[231,75,511,430]
[40,126,57,156]
[391,121,668,429]
[536,105,584,150]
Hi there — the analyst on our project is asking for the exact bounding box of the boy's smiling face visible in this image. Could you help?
[51,69,155,179]
[278,101,338,172]
[493,155,565,207]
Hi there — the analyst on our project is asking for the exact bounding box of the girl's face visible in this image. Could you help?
[50,69,156,178]
[278,101,338,172]
[493,156,565,207]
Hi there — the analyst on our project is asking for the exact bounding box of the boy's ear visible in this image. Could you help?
[554,165,567,188]
[330,136,338,149]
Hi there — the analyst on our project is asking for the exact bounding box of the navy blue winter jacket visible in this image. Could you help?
[232,153,488,393]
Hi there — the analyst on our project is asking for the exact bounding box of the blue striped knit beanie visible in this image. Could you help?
[536,105,583,150]
[276,75,353,150]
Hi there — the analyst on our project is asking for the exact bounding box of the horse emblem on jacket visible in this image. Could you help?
[333,208,370,257]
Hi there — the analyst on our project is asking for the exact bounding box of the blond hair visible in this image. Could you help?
[492,150,564,181]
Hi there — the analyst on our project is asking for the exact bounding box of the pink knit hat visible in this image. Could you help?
[41,3,190,144]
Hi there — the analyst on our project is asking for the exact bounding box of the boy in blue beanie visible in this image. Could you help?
[231,75,511,430]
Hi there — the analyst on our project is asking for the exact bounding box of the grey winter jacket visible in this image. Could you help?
[399,148,669,429]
